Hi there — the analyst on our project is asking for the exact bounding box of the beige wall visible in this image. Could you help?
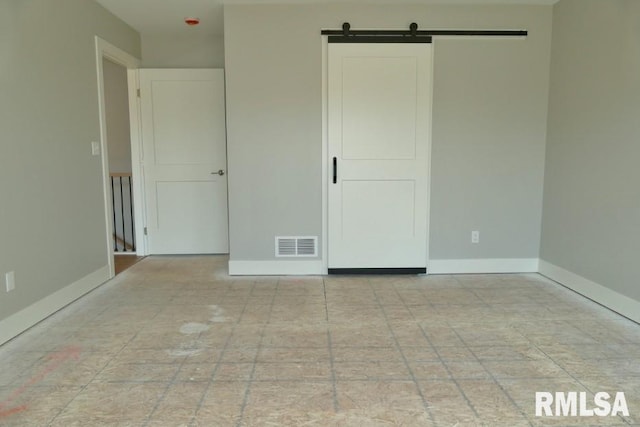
[142,34,224,68]
[103,58,132,174]
[1,0,636,337]
[224,4,552,263]
[0,0,140,327]
[541,0,640,301]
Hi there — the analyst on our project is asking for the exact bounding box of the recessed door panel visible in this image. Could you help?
[153,181,227,254]
[342,180,415,239]
[151,80,226,165]
[342,57,418,160]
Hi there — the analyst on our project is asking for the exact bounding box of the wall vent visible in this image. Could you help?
[275,236,318,257]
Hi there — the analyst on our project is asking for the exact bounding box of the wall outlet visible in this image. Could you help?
[5,271,15,292]
[471,230,480,244]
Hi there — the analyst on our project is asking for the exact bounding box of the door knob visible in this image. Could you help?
[212,170,225,176]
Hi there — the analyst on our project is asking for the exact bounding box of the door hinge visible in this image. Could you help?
[137,89,141,98]
[143,227,147,235]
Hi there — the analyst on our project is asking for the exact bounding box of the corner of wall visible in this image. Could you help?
[539,260,640,324]
[0,266,111,346]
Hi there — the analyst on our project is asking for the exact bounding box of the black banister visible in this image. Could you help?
[111,176,117,252]
[120,177,125,252]
[110,174,136,253]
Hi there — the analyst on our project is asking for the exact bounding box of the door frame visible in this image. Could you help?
[321,35,434,275]
[95,36,145,279]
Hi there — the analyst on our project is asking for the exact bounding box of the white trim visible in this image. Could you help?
[539,260,640,324]
[0,266,110,346]
[127,69,147,256]
[428,258,539,274]
[95,37,143,280]
[321,37,329,275]
[424,42,435,271]
[229,260,324,276]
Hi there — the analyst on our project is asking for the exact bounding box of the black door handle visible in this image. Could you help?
[332,157,337,184]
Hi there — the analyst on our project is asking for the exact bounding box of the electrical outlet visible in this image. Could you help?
[471,231,480,244]
[5,271,15,292]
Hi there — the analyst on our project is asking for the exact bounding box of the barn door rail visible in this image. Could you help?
[322,22,527,42]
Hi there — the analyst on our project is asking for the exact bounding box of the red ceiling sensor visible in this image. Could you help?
[184,17,200,26]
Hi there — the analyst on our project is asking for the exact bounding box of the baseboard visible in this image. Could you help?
[538,260,640,324]
[0,266,111,346]
[230,258,538,276]
[228,260,324,276]
[428,258,539,274]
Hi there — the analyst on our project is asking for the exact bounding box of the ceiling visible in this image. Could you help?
[96,0,224,36]
[95,0,558,38]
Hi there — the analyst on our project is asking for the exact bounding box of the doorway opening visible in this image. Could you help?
[102,58,138,274]
[95,37,144,277]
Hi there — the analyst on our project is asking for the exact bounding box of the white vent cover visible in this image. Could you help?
[275,236,318,257]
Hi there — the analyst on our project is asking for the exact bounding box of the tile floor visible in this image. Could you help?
[0,255,639,426]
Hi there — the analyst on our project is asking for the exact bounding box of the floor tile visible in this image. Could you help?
[0,385,82,426]
[146,382,208,423]
[257,347,330,363]
[1,255,639,426]
[336,380,426,412]
[241,381,334,425]
[252,362,331,381]
[331,346,402,362]
[94,361,180,383]
[50,382,164,425]
[334,361,412,381]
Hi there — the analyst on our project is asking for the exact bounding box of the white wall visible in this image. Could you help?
[224,4,552,267]
[142,34,224,68]
[540,1,640,304]
[0,0,140,342]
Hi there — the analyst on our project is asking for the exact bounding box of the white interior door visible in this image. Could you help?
[328,43,433,272]
[140,69,229,254]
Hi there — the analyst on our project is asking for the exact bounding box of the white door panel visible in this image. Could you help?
[342,56,418,160]
[150,80,226,165]
[342,180,416,239]
[328,43,432,271]
[141,69,229,254]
